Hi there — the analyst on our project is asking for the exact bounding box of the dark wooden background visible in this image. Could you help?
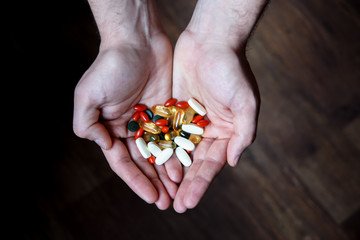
[12,0,360,239]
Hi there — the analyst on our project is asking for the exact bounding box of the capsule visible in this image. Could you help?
[135,128,144,139]
[139,121,161,134]
[175,147,192,167]
[155,119,168,126]
[164,98,177,107]
[173,109,185,131]
[157,140,177,150]
[174,136,195,151]
[140,112,150,122]
[161,126,169,133]
[151,105,172,117]
[133,104,147,112]
[182,123,204,135]
[164,133,172,141]
[142,132,159,142]
[155,148,174,165]
[189,134,202,144]
[183,107,196,124]
[191,115,204,124]
[188,98,207,116]
[197,119,210,127]
[135,137,151,158]
[148,155,156,164]
[176,101,189,109]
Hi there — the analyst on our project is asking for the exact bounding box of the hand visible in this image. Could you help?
[73,33,180,210]
[172,30,260,213]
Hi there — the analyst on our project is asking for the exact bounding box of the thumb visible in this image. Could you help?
[73,101,112,150]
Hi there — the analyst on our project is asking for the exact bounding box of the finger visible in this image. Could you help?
[183,138,228,210]
[227,112,257,166]
[173,138,213,213]
[164,155,183,183]
[126,138,171,210]
[103,138,158,204]
[154,163,178,200]
[73,93,112,149]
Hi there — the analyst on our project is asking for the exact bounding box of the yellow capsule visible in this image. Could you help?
[183,107,196,124]
[173,109,185,131]
[158,140,176,150]
[139,121,161,134]
[151,105,172,117]
[164,133,171,141]
[189,134,202,144]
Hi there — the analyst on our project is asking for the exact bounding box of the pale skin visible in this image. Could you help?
[73,0,268,212]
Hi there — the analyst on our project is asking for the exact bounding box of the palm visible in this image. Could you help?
[172,31,260,212]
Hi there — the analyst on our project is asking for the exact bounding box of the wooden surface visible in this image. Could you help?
[13,0,360,239]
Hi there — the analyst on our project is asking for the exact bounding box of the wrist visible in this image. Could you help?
[186,0,268,48]
[89,0,162,49]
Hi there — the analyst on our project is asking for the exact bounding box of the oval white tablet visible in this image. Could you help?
[175,147,192,167]
[147,142,162,157]
[155,148,174,165]
[188,98,207,116]
[135,137,151,159]
[174,136,195,151]
[182,123,204,135]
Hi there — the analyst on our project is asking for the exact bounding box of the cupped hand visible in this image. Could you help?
[73,34,180,209]
[172,31,260,213]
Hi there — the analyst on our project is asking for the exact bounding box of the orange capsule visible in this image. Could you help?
[148,155,155,164]
[192,115,204,124]
[133,104,147,112]
[132,111,140,121]
[164,98,177,107]
[161,126,169,133]
[140,112,150,122]
[155,119,168,126]
[176,101,189,109]
[197,120,210,127]
[135,128,144,139]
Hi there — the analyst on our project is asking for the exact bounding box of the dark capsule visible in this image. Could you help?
[153,114,164,123]
[144,109,154,120]
[128,121,140,132]
[179,130,191,139]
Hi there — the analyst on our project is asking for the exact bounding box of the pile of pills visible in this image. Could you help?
[127,98,209,167]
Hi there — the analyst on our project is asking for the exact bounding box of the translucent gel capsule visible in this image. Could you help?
[189,134,202,144]
[157,140,177,150]
[169,130,179,140]
[183,107,196,124]
[173,109,185,131]
[151,105,172,117]
[142,132,160,142]
[139,121,161,134]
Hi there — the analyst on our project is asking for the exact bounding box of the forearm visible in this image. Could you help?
[87,0,162,47]
[186,0,268,48]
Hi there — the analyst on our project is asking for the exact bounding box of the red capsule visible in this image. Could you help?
[133,104,147,112]
[191,115,204,124]
[135,128,144,139]
[161,126,169,133]
[176,101,189,109]
[155,119,168,126]
[140,112,150,122]
[164,98,177,107]
[197,119,210,127]
[148,155,156,164]
[186,149,192,154]
[132,111,140,121]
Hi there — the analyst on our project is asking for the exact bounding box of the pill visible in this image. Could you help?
[183,107,196,124]
[139,121,161,134]
[147,142,162,157]
[132,111,140,121]
[164,98,177,107]
[175,147,192,167]
[144,109,154,120]
[174,136,195,151]
[182,123,204,135]
[161,126,169,133]
[158,140,176,149]
[176,101,189,109]
[135,137,151,158]
[189,134,202,144]
[149,134,160,142]
[140,111,150,122]
[188,98,206,116]
[128,121,140,132]
[173,109,185,131]
[133,104,147,112]
[135,128,144,139]
[164,133,171,141]
[155,119,168,126]
[179,130,190,139]
[191,115,204,124]
[197,119,210,127]
[148,155,155,164]
[155,148,174,165]
[152,114,164,123]
[151,105,172,117]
